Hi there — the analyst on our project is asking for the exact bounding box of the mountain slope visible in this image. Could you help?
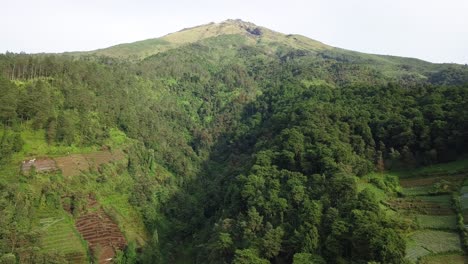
[77,19,330,59]
[70,19,468,86]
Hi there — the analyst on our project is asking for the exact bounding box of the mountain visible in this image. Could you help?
[1,20,468,264]
[75,19,330,59]
[71,19,468,86]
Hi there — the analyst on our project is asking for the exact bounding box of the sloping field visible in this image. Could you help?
[20,149,125,177]
[400,174,467,188]
[75,198,127,263]
[37,209,88,263]
[55,154,89,177]
[391,161,468,263]
[415,215,458,230]
[55,149,125,177]
[402,186,434,196]
[388,196,454,215]
[419,253,467,264]
[21,158,58,174]
[406,230,462,262]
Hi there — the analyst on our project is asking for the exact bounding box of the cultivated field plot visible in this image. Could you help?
[415,214,457,230]
[21,158,58,174]
[55,149,125,177]
[418,253,467,264]
[55,154,89,177]
[406,230,462,262]
[75,197,127,264]
[38,210,88,263]
[401,186,433,196]
[400,174,466,188]
[388,195,454,215]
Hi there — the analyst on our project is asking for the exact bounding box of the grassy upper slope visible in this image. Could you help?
[73,19,330,59]
[66,19,468,86]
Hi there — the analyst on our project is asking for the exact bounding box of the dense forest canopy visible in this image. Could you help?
[1,20,468,264]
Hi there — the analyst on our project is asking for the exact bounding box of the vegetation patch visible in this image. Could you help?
[459,186,468,210]
[406,230,462,262]
[37,208,88,263]
[415,214,458,230]
[418,253,467,264]
[397,157,468,179]
[400,174,466,188]
[402,186,434,196]
[100,193,148,246]
[388,196,454,215]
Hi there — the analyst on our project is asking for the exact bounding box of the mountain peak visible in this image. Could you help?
[171,18,264,39]
[83,19,329,59]
[222,18,257,27]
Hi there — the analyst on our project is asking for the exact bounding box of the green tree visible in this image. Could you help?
[232,249,269,264]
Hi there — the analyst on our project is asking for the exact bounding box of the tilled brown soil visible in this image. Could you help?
[55,149,125,177]
[388,198,454,215]
[21,149,125,177]
[21,158,58,174]
[75,197,126,264]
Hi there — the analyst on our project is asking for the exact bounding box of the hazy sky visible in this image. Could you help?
[2,0,468,64]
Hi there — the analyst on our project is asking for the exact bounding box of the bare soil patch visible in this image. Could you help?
[55,149,125,177]
[21,158,58,174]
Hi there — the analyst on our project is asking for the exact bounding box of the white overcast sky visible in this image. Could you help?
[2,0,468,64]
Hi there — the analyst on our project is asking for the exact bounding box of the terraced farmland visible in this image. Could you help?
[75,197,127,263]
[54,149,125,177]
[419,253,466,264]
[400,174,466,189]
[388,195,454,215]
[390,167,468,263]
[37,209,88,263]
[414,215,458,230]
[406,230,462,262]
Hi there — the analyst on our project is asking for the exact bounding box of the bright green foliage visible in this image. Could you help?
[292,253,326,264]
[416,215,458,230]
[232,248,269,264]
[0,76,17,125]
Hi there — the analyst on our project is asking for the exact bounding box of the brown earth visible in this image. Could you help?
[400,174,467,188]
[75,196,127,264]
[55,149,125,177]
[21,158,58,174]
[388,198,454,215]
[21,149,125,177]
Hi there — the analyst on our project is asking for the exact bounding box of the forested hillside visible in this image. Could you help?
[1,20,468,263]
